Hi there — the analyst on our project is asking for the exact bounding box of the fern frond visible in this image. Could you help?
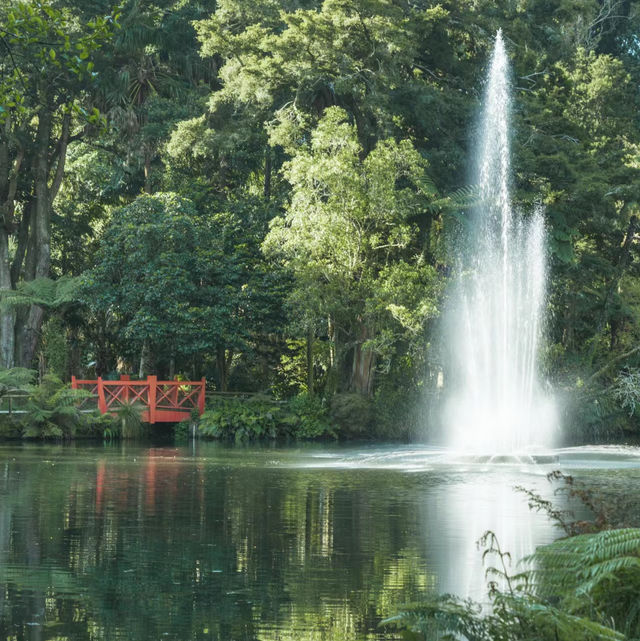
[0,367,35,393]
[0,277,80,310]
[50,387,93,408]
[500,594,624,640]
[380,596,489,641]
[526,528,640,599]
[425,185,480,215]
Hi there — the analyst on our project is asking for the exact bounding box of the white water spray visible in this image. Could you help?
[445,30,556,453]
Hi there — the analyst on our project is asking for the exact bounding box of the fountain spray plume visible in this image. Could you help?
[444,30,557,454]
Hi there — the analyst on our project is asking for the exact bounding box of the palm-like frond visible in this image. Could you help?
[0,367,35,393]
[426,185,480,216]
[50,386,93,408]
[526,528,640,598]
[496,594,624,641]
[381,593,623,641]
[380,596,490,641]
[0,277,80,310]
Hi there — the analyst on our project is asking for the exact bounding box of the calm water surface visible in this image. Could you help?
[1,442,638,641]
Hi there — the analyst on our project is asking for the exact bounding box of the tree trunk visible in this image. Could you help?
[144,150,152,194]
[216,345,228,392]
[18,109,71,368]
[139,339,150,378]
[328,315,336,368]
[0,228,14,368]
[68,326,81,380]
[350,323,376,396]
[11,201,31,285]
[16,108,53,367]
[306,328,314,396]
[587,214,638,366]
[263,146,271,201]
[0,116,22,369]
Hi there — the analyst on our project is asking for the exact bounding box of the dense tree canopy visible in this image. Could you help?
[1,0,640,437]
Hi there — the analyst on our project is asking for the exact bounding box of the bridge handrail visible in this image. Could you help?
[71,375,206,423]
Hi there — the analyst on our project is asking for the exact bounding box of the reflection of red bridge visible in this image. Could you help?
[71,375,206,423]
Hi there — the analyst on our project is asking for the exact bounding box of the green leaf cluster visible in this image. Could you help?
[383,526,640,641]
[198,393,335,442]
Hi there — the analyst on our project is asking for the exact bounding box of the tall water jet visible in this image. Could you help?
[444,30,556,453]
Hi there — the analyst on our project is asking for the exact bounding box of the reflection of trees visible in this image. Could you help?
[0,448,437,640]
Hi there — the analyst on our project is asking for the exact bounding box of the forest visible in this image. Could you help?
[1,0,640,440]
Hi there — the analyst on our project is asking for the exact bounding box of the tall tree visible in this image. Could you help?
[264,107,442,395]
[0,0,114,367]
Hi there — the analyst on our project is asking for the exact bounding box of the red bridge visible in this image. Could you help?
[71,375,206,423]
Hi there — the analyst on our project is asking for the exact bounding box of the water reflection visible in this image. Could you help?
[0,443,626,640]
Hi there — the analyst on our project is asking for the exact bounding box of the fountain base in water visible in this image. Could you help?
[470,453,559,465]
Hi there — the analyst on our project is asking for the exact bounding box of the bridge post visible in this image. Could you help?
[198,377,206,415]
[121,375,130,404]
[97,377,107,414]
[71,375,77,390]
[148,375,157,424]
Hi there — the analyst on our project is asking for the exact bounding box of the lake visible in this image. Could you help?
[1,442,639,641]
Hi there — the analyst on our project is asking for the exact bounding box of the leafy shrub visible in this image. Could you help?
[287,393,334,438]
[0,415,23,439]
[198,394,335,442]
[0,367,36,393]
[114,402,145,439]
[21,374,97,439]
[330,393,372,437]
[173,420,191,441]
[199,396,280,442]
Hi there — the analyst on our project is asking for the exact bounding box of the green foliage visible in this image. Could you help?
[21,375,96,439]
[288,393,334,438]
[264,106,443,394]
[82,193,225,356]
[383,529,627,641]
[80,192,286,382]
[525,528,640,639]
[114,403,145,440]
[173,419,191,441]
[41,317,69,380]
[0,367,35,395]
[198,394,335,442]
[329,393,373,437]
[0,277,80,310]
[4,0,640,433]
[199,397,283,441]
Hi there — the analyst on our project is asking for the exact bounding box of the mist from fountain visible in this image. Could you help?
[444,30,557,454]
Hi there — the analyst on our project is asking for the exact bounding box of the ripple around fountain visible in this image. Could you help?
[442,30,557,454]
[290,444,640,472]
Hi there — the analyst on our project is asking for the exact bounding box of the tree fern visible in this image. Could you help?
[0,367,35,395]
[383,530,628,641]
[0,276,80,310]
[523,528,640,636]
[22,375,96,439]
[526,528,640,596]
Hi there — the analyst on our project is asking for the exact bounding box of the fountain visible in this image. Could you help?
[444,30,557,454]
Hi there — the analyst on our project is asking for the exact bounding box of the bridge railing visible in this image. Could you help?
[71,375,206,424]
[0,390,30,415]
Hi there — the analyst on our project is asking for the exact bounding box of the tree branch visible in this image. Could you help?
[48,111,71,206]
[587,344,640,385]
